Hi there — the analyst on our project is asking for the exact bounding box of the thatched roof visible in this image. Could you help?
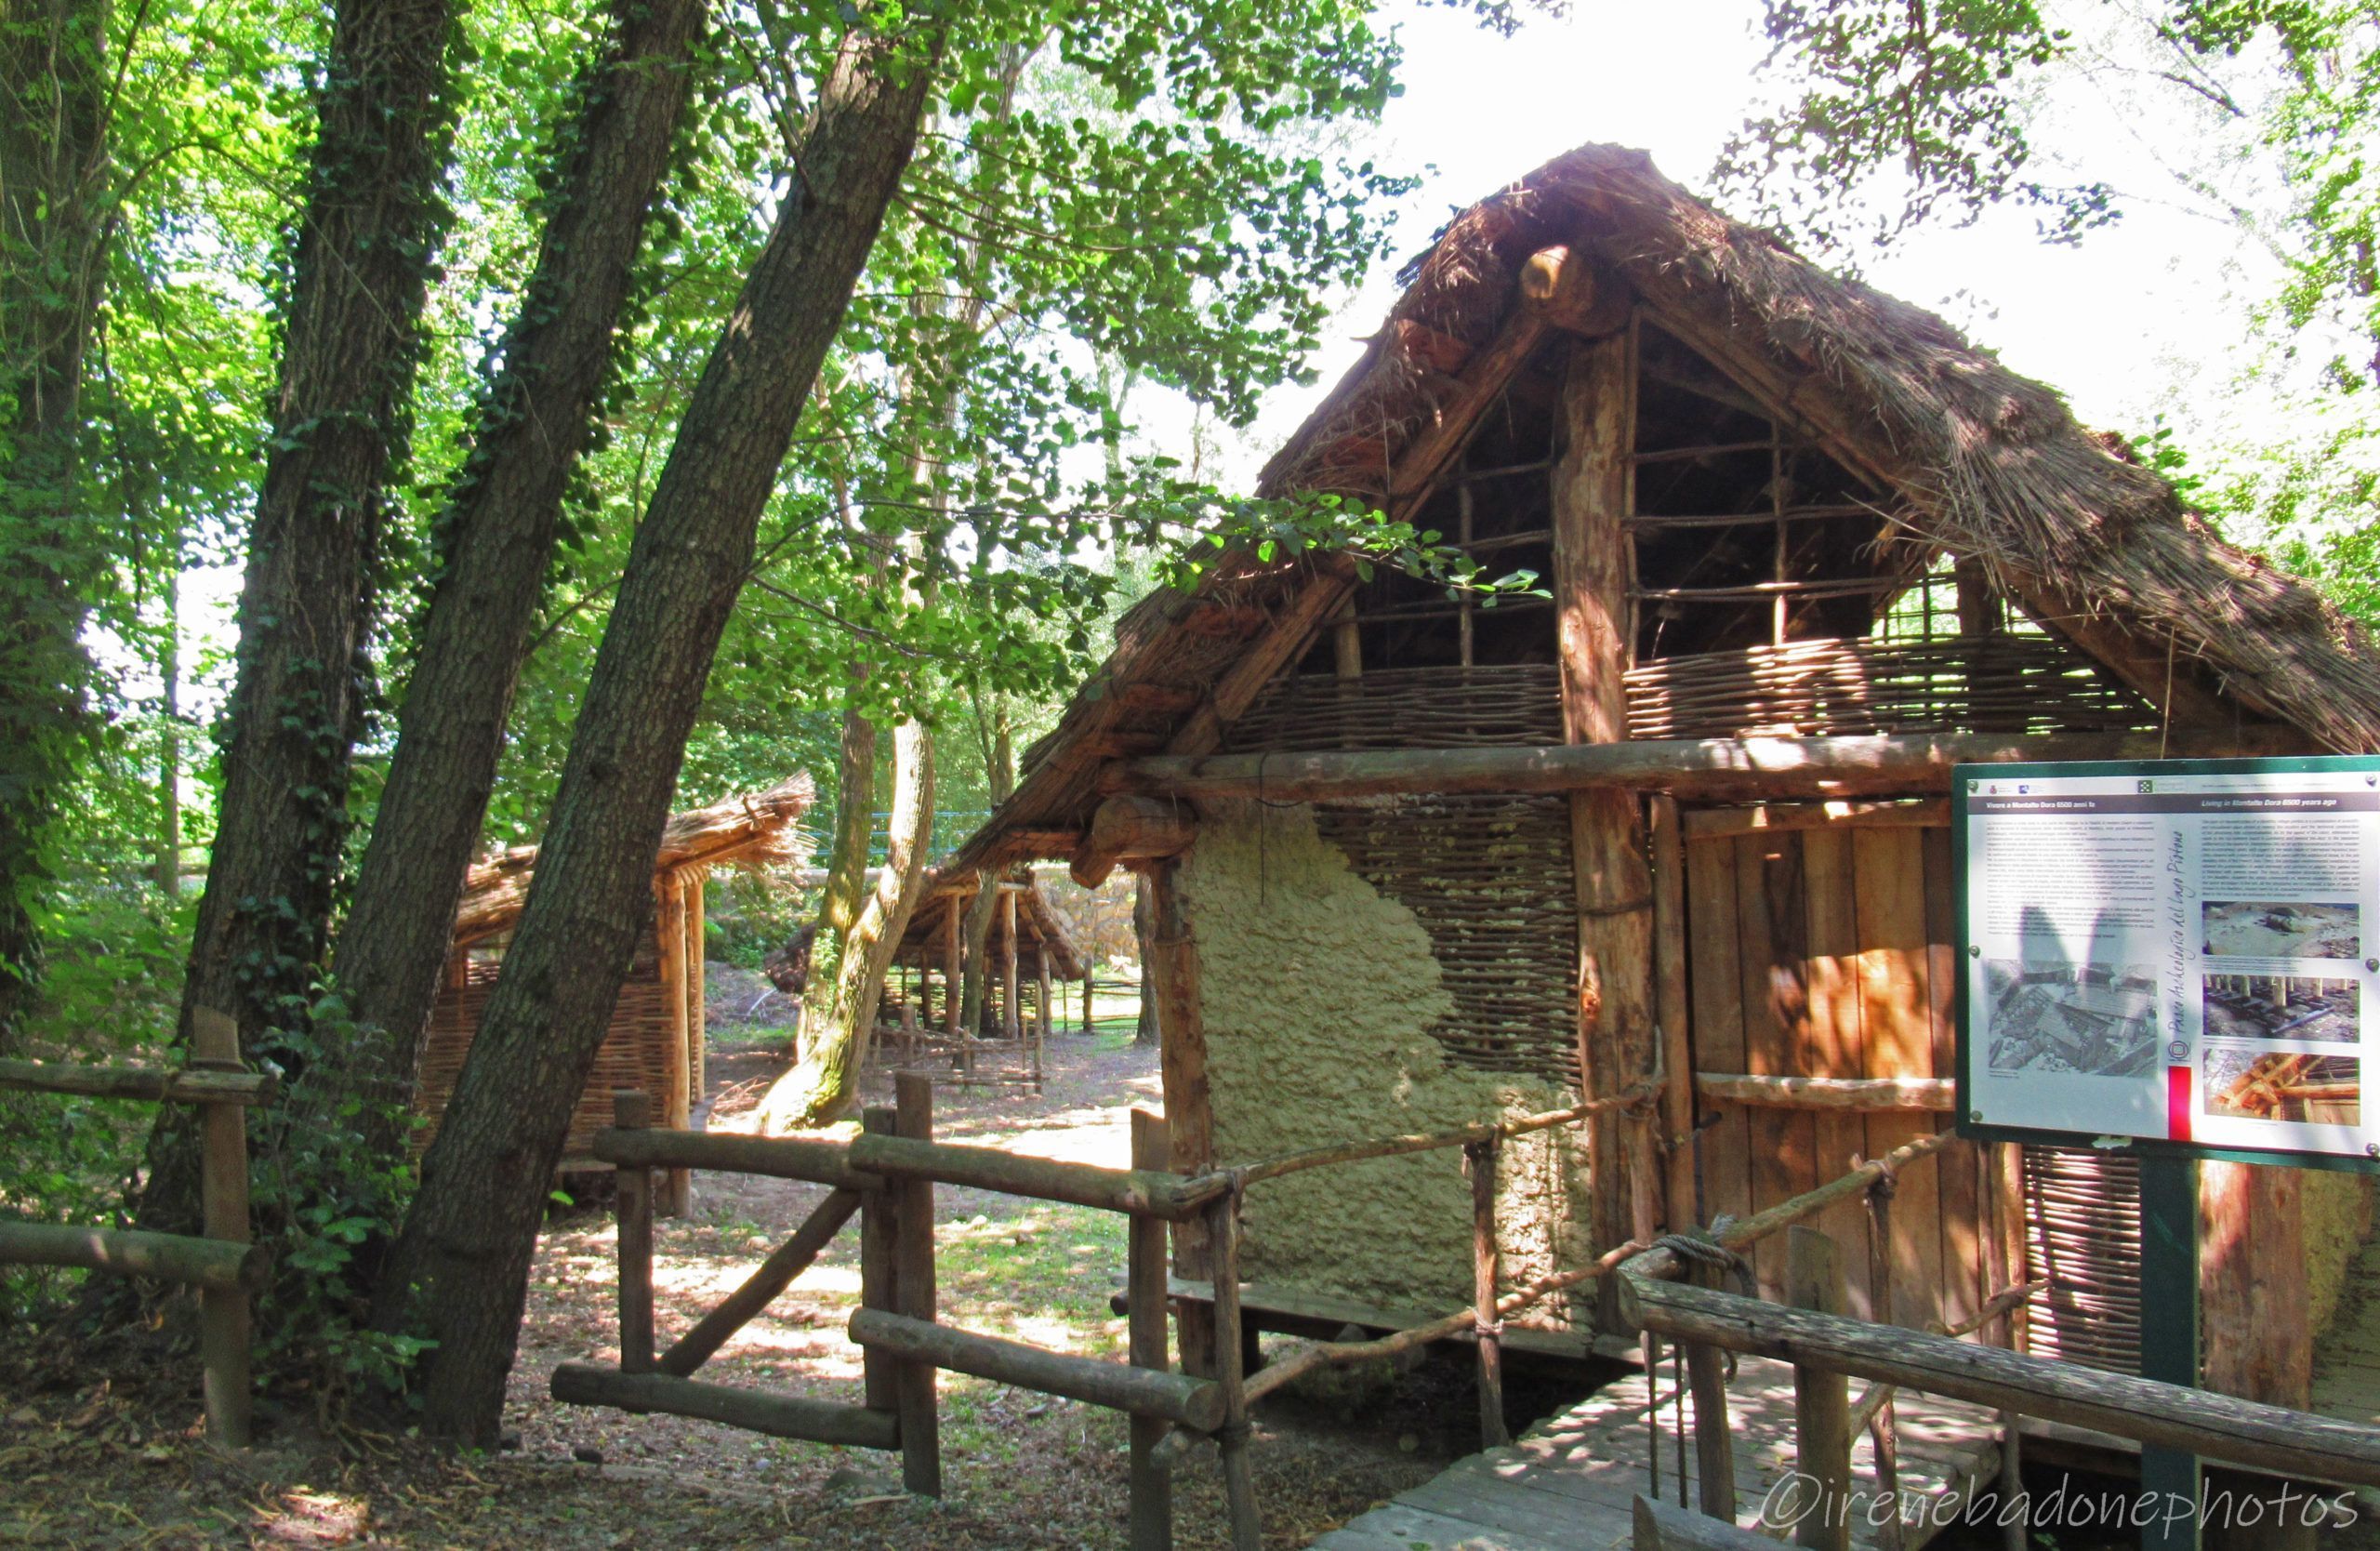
[892,867,1087,982]
[953,142,2380,869]
[452,776,814,947]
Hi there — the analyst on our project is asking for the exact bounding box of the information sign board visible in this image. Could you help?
[1954,756,2380,1168]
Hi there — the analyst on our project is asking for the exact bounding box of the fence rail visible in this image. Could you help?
[0,1009,263,1445]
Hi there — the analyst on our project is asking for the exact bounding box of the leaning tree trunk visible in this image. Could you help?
[0,0,110,1052]
[325,0,707,1158]
[755,712,933,1131]
[371,19,942,1443]
[791,699,880,1054]
[138,0,462,1235]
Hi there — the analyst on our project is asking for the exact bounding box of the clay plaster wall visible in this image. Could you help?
[2306,1168,2374,1335]
[1178,801,1591,1318]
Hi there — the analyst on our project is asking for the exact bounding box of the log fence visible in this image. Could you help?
[557,1073,2380,1548]
[0,1008,267,1445]
[555,1081,1252,1551]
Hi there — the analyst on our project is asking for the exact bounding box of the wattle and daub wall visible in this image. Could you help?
[1179,799,1589,1319]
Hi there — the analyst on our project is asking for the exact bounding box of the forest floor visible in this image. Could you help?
[0,964,1515,1549]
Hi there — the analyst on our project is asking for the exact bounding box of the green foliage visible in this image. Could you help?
[1717,0,2380,630]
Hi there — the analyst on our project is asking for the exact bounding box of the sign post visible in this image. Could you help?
[2137,1152,2200,1551]
[1954,755,2380,1549]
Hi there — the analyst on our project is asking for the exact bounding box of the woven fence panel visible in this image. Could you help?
[1229,663,1565,751]
[1625,633,2156,741]
[418,941,675,1160]
[1315,793,1580,1085]
[2020,1145,2142,1374]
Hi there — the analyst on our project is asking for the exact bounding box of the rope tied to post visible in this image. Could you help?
[1651,1213,1753,1299]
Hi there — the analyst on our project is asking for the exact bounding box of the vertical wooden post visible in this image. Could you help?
[1146,861,1215,1376]
[2143,1155,2202,1551]
[942,904,962,1038]
[654,873,692,1216]
[612,1090,655,1375]
[1649,793,1694,1232]
[1032,943,1051,1093]
[1683,1262,1738,1523]
[685,872,707,1128]
[1082,974,1094,1035]
[192,1007,251,1448]
[893,1071,941,1495]
[1465,1135,1510,1448]
[1130,1109,1175,1551]
[1206,1189,1263,1551]
[1552,321,1659,1257]
[858,1105,899,1418]
[999,888,1022,1043]
[1865,1187,1903,1551]
[1786,1227,1850,1551]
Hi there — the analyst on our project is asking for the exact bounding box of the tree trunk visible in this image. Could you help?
[0,0,111,1051]
[793,701,879,1054]
[138,0,463,1234]
[370,20,941,1443]
[324,0,707,1156]
[755,713,934,1131]
[1132,872,1158,1045]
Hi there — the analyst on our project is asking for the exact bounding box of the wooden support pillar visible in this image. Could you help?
[942,905,961,1037]
[1033,944,1051,1093]
[1649,794,1694,1232]
[1553,321,1659,1255]
[1082,974,1094,1035]
[685,872,706,1126]
[1787,1227,1851,1551]
[1467,1135,1509,1448]
[893,1072,941,1495]
[1129,1109,1174,1551]
[613,1090,655,1375]
[2202,1160,2308,1409]
[654,874,692,1216]
[1145,859,1215,1376]
[999,889,1022,1042]
[192,1007,253,1448]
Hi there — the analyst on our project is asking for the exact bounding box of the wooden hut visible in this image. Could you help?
[948,144,2380,1405]
[879,868,1089,1068]
[420,777,813,1213]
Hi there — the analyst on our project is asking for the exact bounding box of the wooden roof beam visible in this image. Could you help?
[1102,727,2304,806]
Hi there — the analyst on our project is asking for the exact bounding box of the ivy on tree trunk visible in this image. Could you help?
[139,0,465,1233]
[326,0,708,1160]
[370,16,944,1442]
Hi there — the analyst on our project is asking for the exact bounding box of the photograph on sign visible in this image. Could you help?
[1956,757,2380,1164]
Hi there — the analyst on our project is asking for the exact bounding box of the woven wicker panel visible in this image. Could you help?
[1229,664,1565,751]
[416,935,675,1161]
[2021,1146,2141,1373]
[1625,633,2156,741]
[1314,793,1580,1084]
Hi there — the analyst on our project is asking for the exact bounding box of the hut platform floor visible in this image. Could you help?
[1309,1354,2003,1551]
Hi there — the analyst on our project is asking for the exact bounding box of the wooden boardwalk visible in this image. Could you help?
[1311,1355,2003,1550]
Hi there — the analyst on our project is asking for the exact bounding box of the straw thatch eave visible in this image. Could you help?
[950,142,2380,871]
[451,776,814,948]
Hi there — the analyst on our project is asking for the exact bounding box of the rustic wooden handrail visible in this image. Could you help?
[1628,1127,1954,1282]
[1693,1073,1952,1112]
[1610,1266,2380,1487]
[0,1056,276,1106]
[0,1010,259,1446]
